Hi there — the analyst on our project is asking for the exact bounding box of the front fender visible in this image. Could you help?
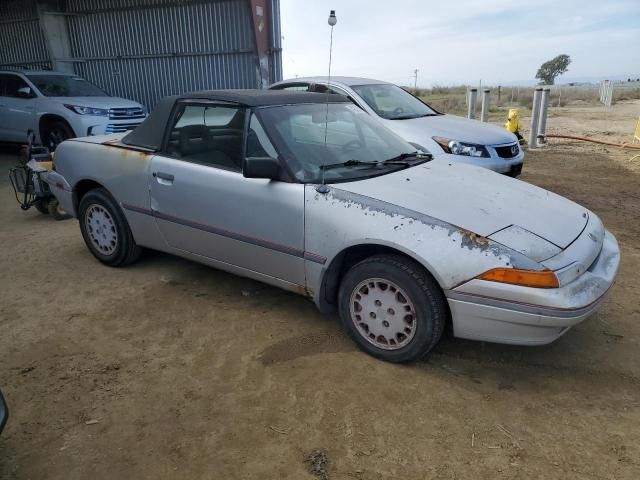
[304,185,539,308]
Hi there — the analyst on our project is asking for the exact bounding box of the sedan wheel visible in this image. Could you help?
[349,278,417,350]
[339,254,447,363]
[85,204,118,255]
[78,188,141,267]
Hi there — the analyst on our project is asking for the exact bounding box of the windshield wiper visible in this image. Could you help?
[392,113,438,120]
[320,152,428,172]
[384,151,431,163]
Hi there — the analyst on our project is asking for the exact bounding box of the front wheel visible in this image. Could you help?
[42,120,74,151]
[78,188,141,267]
[338,254,447,363]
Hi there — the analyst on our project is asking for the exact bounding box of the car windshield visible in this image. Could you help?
[351,84,437,120]
[26,74,107,97]
[257,103,428,183]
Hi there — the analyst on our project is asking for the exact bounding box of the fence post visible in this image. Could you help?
[468,88,478,119]
[537,87,550,143]
[529,87,543,148]
[480,89,490,122]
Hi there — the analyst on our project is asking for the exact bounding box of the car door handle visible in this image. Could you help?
[153,171,174,182]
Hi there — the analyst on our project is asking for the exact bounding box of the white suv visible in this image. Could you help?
[0,69,147,149]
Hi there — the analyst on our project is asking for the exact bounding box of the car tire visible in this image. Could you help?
[47,198,71,221]
[42,120,74,151]
[338,254,447,363]
[78,188,141,267]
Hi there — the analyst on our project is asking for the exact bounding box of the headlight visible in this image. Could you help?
[433,136,489,158]
[64,105,109,116]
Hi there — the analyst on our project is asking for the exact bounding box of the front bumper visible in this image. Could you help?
[72,115,145,137]
[446,229,620,345]
[432,144,524,176]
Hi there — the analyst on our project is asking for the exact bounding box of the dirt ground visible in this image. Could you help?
[0,101,639,480]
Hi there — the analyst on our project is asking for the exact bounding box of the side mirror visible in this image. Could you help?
[243,157,280,180]
[17,87,34,99]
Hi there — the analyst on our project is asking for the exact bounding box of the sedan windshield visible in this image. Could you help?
[257,103,429,183]
[26,74,107,97]
[351,84,437,120]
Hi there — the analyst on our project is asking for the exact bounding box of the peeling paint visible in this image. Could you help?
[322,187,531,268]
[458,229,491,251]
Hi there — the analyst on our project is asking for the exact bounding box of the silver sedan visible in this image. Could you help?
[48,90,619,363]
[270,76,524,176]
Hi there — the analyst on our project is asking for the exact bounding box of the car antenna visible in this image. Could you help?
[317,9,337,195]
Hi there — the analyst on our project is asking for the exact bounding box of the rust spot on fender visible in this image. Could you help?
[459,228,491,250]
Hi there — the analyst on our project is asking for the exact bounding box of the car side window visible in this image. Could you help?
[166,103,245,172]
[2,74,31,98]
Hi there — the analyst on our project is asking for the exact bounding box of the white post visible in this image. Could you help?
[480,89,490,122]
[606,82,614,107]
[537,87,550,143]
[529,87,543,148]
[467,88,478,119]
[557,86,562,107]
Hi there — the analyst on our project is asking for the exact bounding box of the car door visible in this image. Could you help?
[148,100,306,286]
[0,74,38,142]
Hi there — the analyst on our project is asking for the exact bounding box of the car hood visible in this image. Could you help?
[333,161,588,249]
[380,114,518,146]
[47,96,143,109]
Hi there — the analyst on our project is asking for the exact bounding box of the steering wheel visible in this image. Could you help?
[341,139,363,152]
[393,107,405,115]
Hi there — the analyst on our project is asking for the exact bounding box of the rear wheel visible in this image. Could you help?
[78,188,141,266]
[338,254,447,363]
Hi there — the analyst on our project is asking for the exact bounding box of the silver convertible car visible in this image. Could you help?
[48,90,620,363]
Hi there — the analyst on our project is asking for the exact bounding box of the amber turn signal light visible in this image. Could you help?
[476,268,559,289]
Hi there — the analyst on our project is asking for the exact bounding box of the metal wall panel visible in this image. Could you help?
[0,0,51,69]
[0,0,282,108]
[268,0,282,83]
[66,0,280,108]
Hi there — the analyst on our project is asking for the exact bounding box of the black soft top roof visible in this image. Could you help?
[122,89,349,151]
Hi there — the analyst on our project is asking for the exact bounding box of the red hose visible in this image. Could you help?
[545,133,640,149]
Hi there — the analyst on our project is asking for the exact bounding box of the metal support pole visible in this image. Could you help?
[537,87,550,144]
[529,87,543,148]
[480,89,490,122]
[467,88,478,119]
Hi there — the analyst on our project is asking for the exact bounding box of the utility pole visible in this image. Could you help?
[413,68,419,91]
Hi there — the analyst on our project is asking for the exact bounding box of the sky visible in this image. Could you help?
[279,0,640,87]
